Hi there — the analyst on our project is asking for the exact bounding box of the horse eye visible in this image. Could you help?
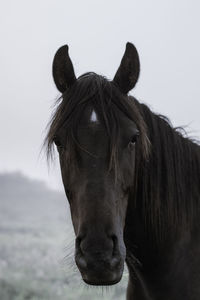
[53,137,62,147]
[128,132,139,150]
[131,132,139,144]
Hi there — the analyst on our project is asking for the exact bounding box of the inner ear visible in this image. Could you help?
[52,45,76,93]
[113,42,140,94]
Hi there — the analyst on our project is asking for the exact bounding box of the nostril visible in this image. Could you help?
[76,256,87,269]
[110,234,118,255]
[110,255,122,269]
[75,236,84,259]
[75,234,86,251]
[75,236,88,270]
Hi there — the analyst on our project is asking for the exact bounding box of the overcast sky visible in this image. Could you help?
[0,0,200,190]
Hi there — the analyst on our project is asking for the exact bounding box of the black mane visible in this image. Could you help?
[134,102,200,239]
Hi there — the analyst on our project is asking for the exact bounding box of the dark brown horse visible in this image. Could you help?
[46,43,200,299]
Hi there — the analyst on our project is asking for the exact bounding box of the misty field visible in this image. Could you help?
[0,173,128,300]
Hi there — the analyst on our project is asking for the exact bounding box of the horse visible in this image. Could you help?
[46,43,200,299]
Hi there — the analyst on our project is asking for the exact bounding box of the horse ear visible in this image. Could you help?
[113,42,140,94]
[52,45,76,93]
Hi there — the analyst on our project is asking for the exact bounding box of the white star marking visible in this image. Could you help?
[90,110,98,122]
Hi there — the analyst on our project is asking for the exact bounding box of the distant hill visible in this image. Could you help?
[0,171,70,229]
[0,171,64,200]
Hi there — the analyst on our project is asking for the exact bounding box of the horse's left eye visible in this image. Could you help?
[131,131,139,144]
[128,132,139,150]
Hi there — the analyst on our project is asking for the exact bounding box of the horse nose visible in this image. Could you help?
[75,234,123,275]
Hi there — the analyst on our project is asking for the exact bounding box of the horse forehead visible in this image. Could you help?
[78,104,136,133]
[78,106,97,125]
[77,112,109,156]
[77,124,107,143]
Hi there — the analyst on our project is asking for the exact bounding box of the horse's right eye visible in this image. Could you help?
[54,137,62,147]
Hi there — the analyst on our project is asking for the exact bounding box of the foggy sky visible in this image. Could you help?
[0,0,200,190]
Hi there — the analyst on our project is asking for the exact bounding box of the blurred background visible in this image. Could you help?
[0,0,199,299]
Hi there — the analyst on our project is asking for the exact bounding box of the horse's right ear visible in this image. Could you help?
[52,45,76,93]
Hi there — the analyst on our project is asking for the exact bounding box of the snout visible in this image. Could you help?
[75,234,125,285]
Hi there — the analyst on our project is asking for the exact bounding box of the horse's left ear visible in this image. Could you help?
[113,42,140,94]
[52,45,76,93]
